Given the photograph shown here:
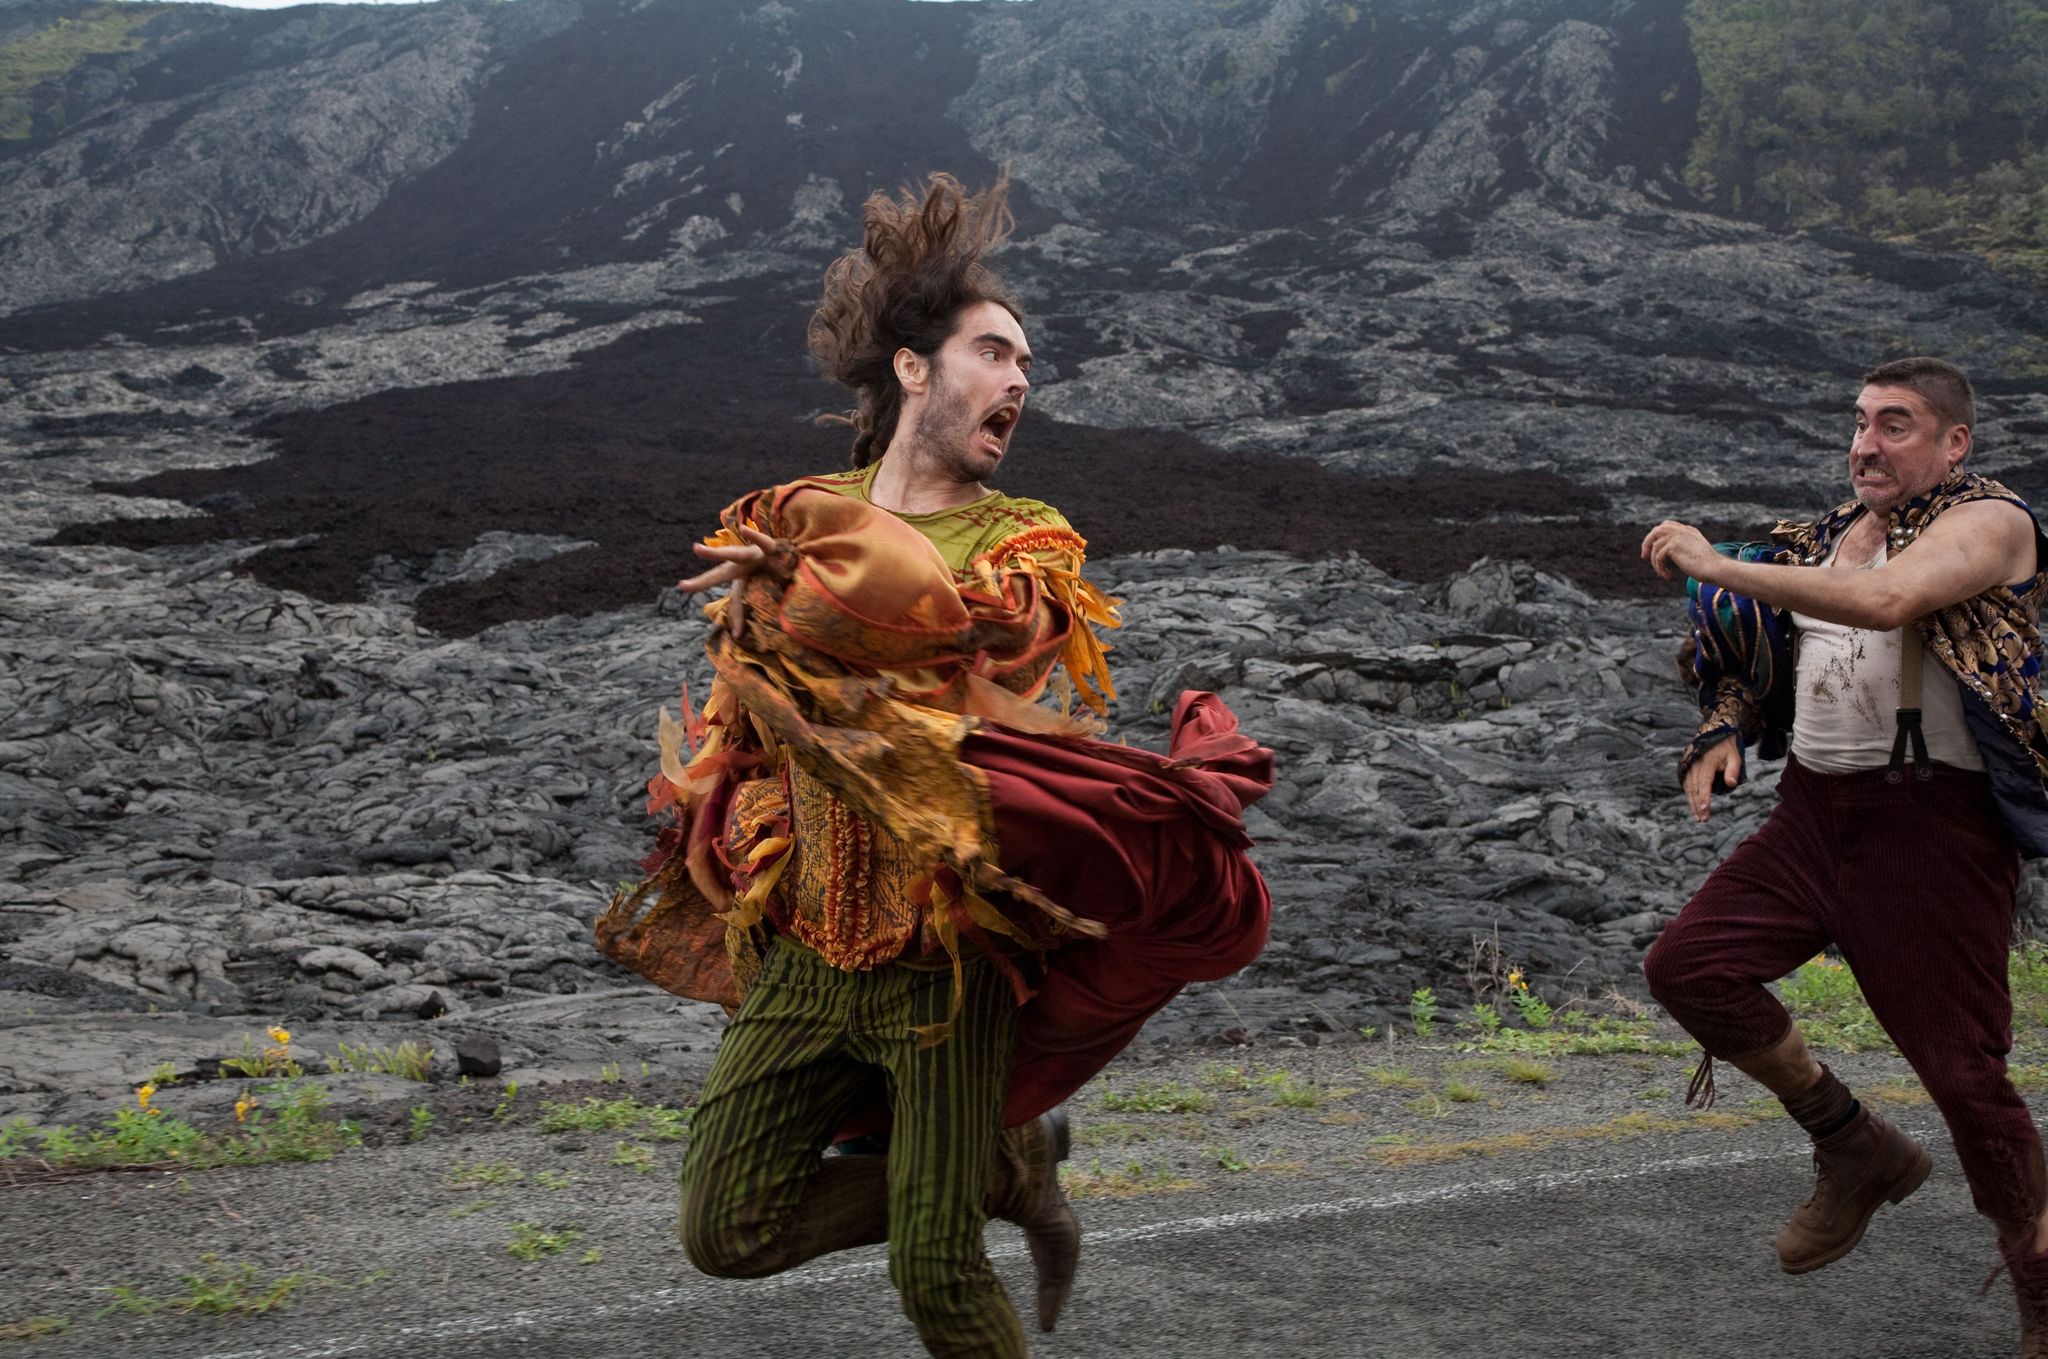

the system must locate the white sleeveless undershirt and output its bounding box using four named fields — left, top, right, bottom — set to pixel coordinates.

left=1790, top=540, right=1983, bottom=773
